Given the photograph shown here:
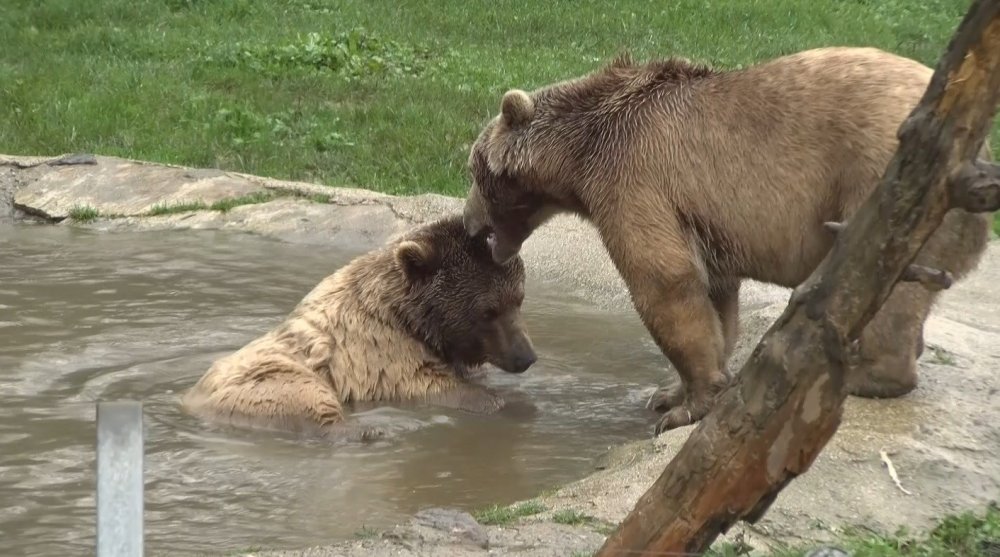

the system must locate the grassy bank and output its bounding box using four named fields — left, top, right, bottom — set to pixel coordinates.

left=0, top=0, right=987, bottom=199
left=463, top=499, right=1000, bottom=557
left=710, top=503, right=1000, bottom=557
